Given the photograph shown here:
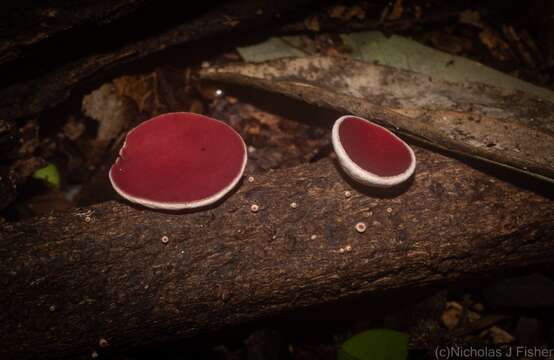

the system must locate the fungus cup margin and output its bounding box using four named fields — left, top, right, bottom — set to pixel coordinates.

left=332, top=115, right=416, bottom=187
left=109, top=112, right=248, bottom=210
